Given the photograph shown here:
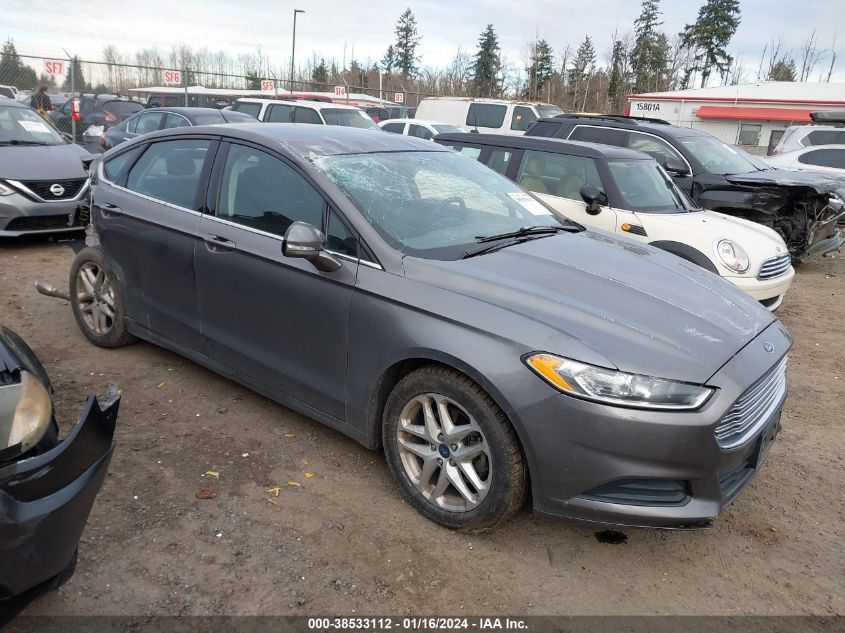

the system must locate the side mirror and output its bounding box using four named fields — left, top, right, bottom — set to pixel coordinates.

left=662, top=159, right=690, bottom=176
left=282, top=221, right=342, bottom=272
left=579, top=184, right=605, bottom=215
